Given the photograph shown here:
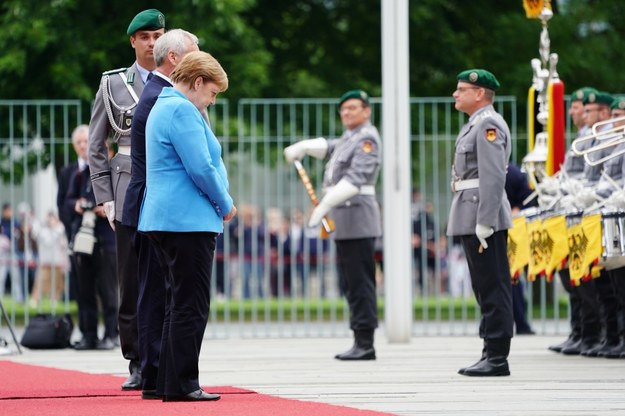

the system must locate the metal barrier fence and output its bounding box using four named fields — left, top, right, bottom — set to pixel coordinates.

left=0, top=97, right=570, bottom=339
